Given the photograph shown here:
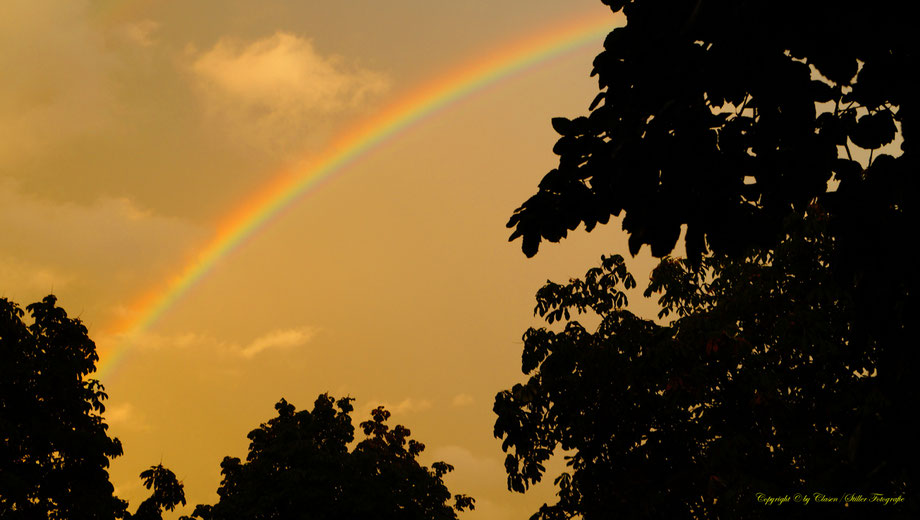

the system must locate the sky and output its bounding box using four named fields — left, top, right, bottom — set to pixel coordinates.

left=2, top=2, right=664, bottom=518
